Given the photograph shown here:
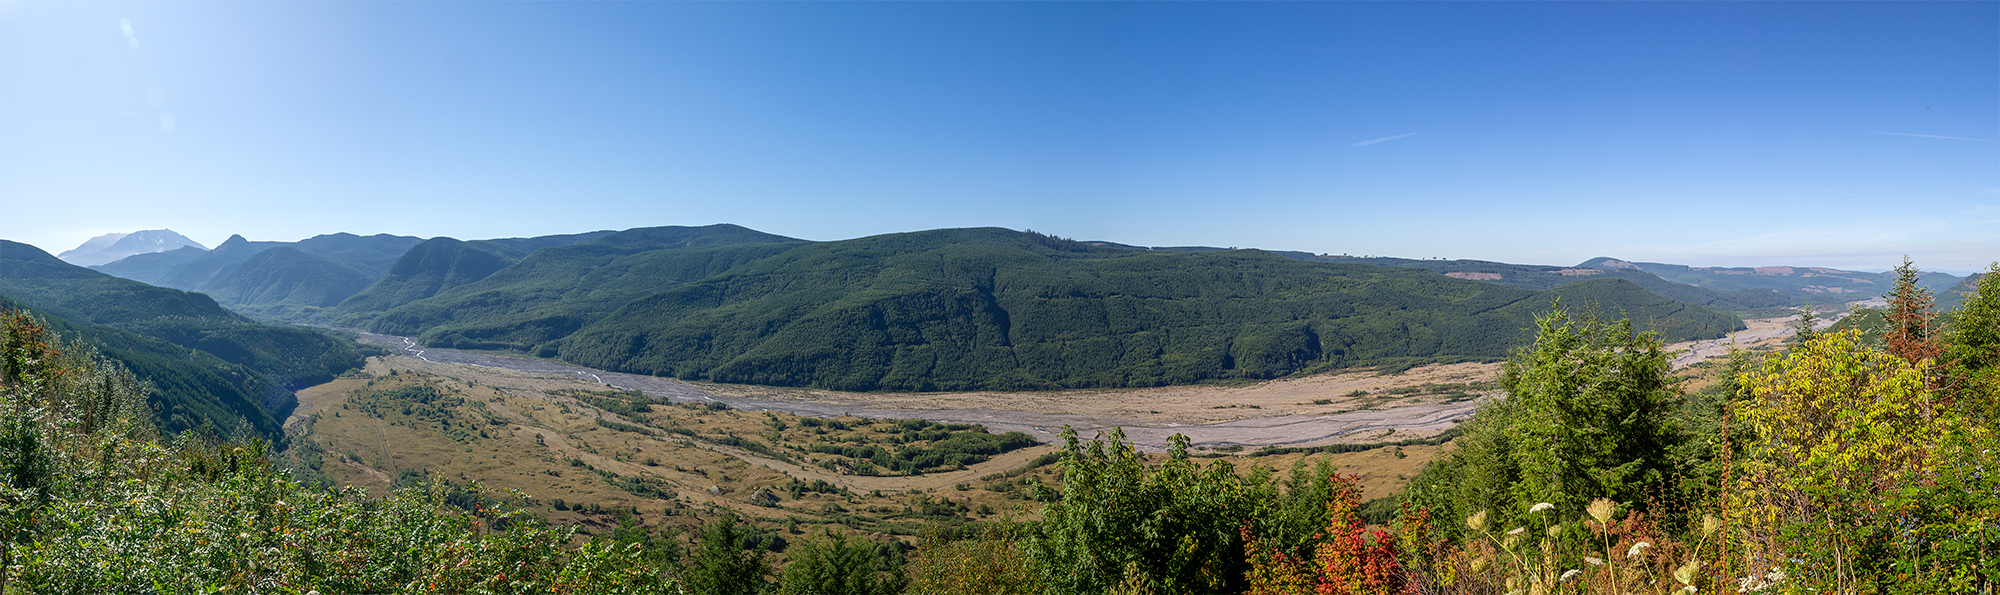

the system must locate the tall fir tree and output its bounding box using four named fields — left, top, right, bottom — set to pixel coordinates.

left=1883, top=256, right=1940, bottom=366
